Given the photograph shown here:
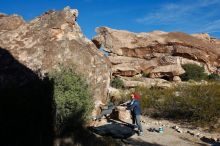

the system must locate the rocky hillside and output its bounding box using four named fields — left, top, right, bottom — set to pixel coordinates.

left=93, top=27, right=220, bottom=83
left=1, top=8, right=220, bottom=99
left=0, top=7, right=111, bottom=101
